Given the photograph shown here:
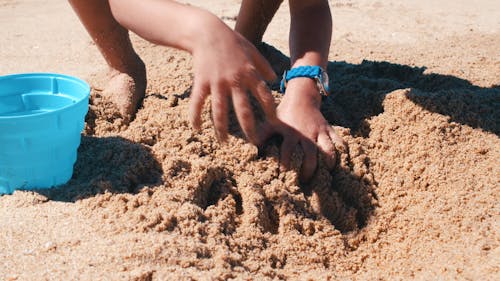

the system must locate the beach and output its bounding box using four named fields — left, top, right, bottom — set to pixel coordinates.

left=0, top=0, right=499, bottom=279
